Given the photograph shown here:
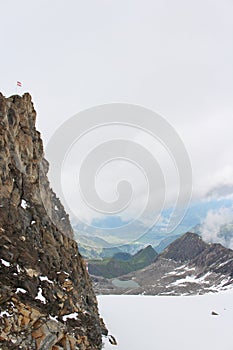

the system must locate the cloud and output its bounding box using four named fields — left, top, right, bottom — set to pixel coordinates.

left=200, top=207, right=233, bottom=249
left=206, top=183, right=233, bottom=199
